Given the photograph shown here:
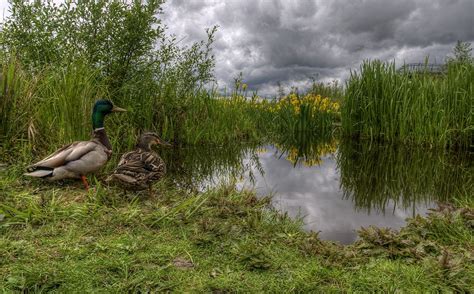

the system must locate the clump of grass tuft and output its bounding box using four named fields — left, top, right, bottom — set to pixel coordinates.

left=352, top=203, right=474, bottom=292
left=271, top=92, right=340, bottom=140
left=342, top=60, right=473, bottom=148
